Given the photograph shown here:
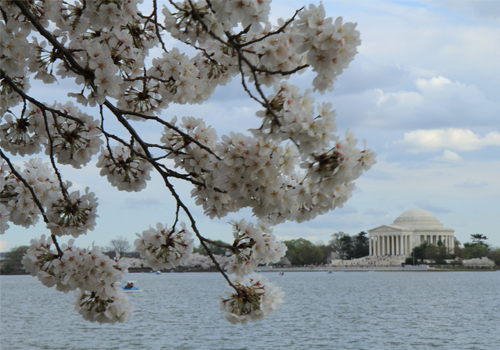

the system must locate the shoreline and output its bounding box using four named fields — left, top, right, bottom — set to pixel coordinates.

left=124, top=266, right=499, bottom=274
left=1, top=266, right=497, bottom=276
